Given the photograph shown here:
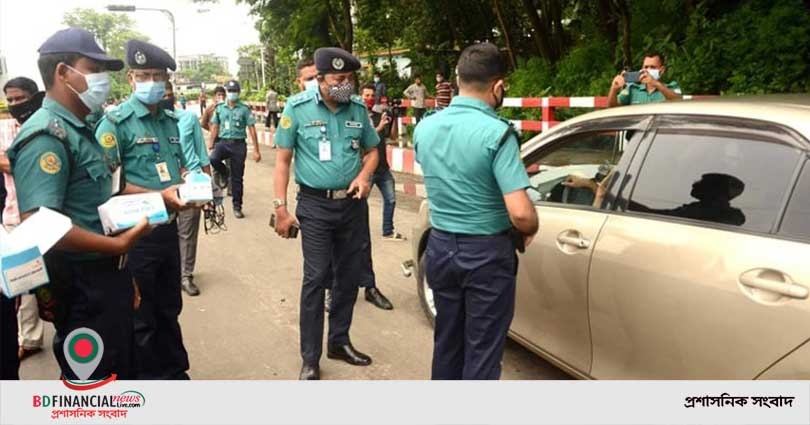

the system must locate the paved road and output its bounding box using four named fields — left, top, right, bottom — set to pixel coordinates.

left=20, top=149, right=570, bottom=380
